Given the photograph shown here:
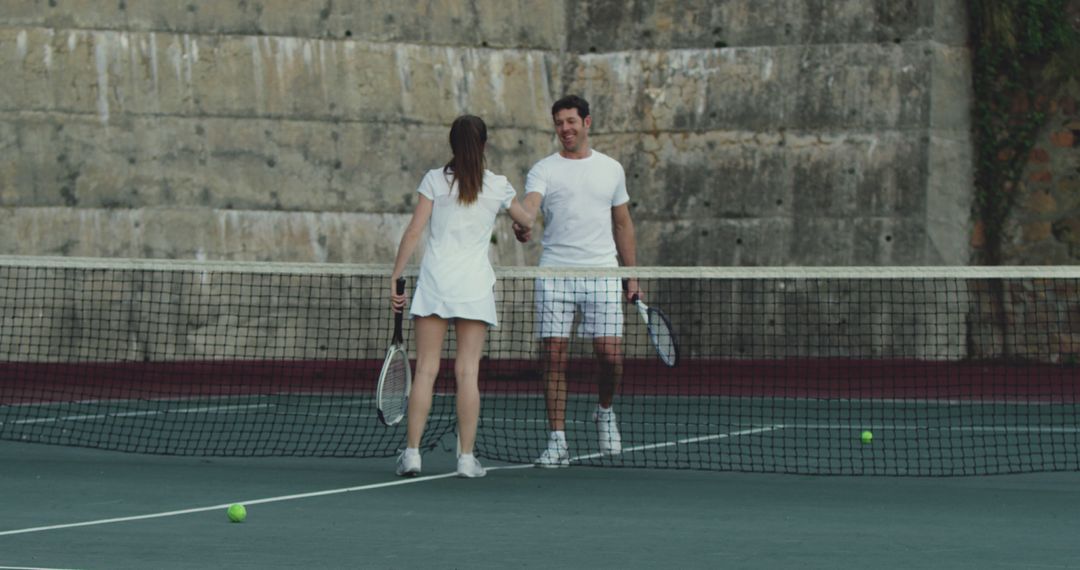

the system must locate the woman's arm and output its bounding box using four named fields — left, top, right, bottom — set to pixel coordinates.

left=390, top=195, right=434, bottom=311
left=507, top=195, right=537, bottom=230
